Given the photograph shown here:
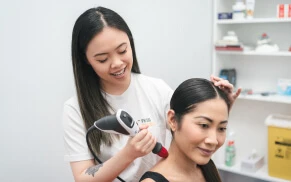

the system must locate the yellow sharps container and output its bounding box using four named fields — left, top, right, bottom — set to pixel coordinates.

left=265, top=114, right=291, bottom=181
